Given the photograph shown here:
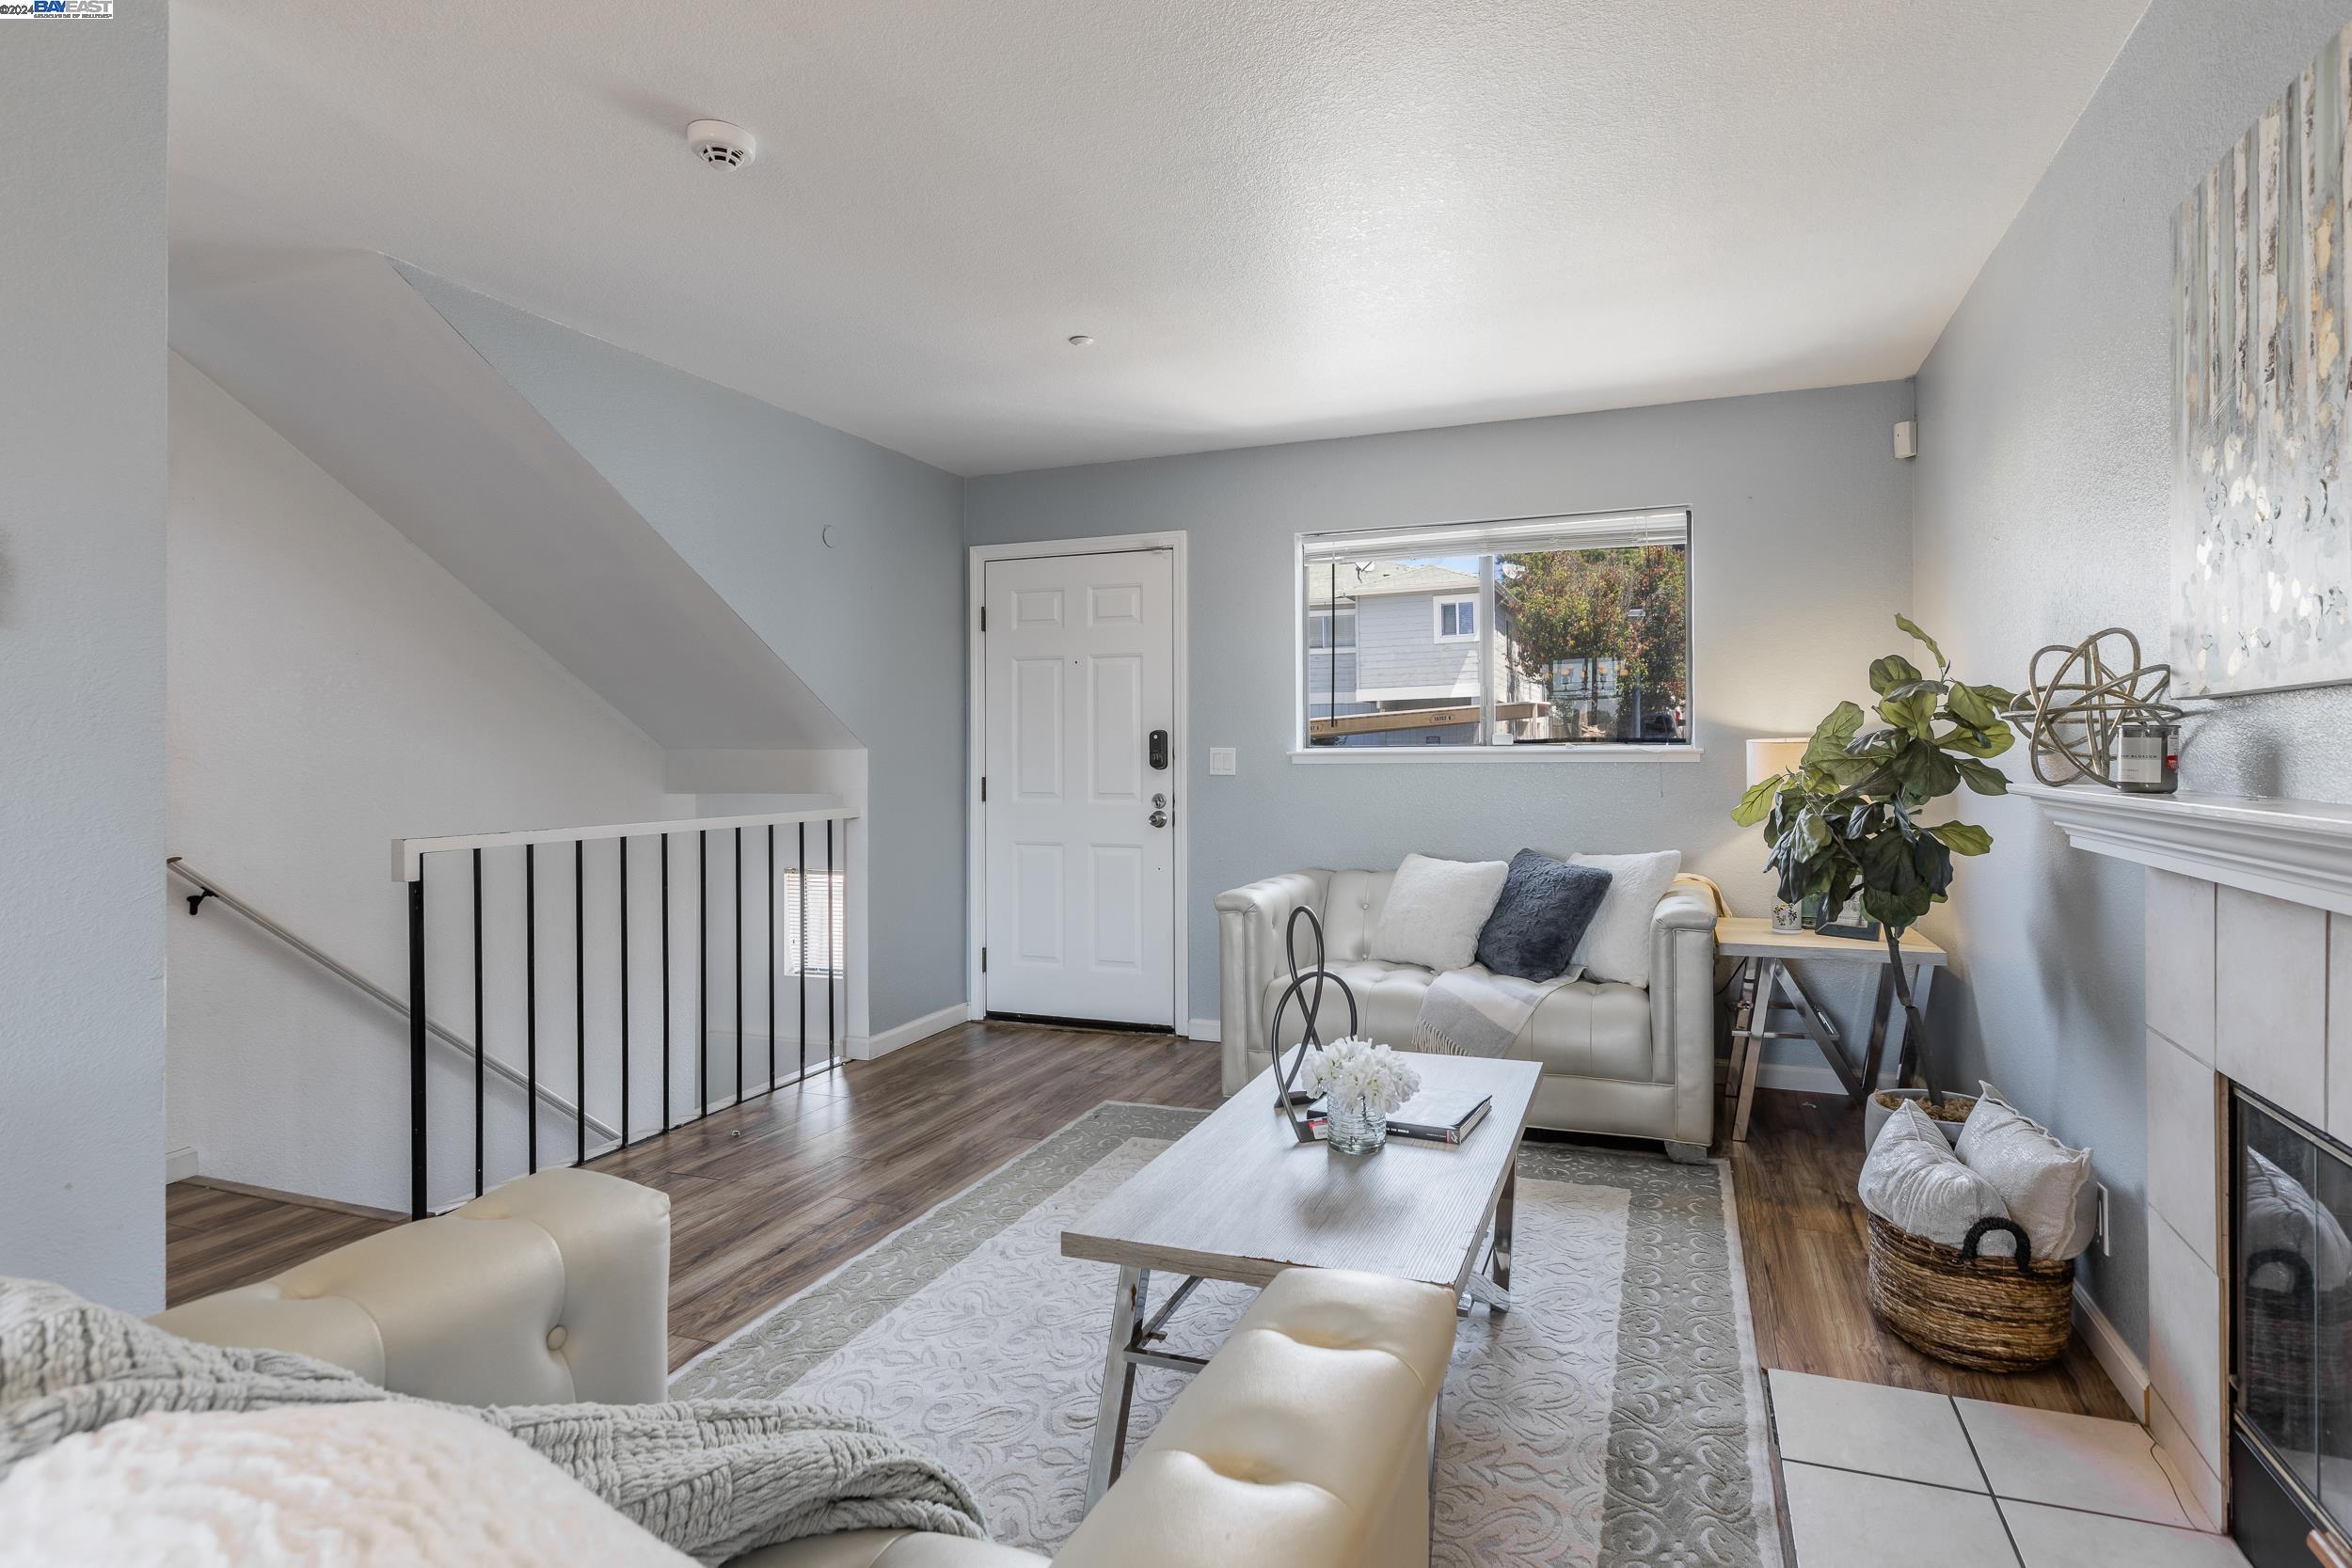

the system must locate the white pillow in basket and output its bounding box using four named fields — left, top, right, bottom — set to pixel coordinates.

left=1566, top=850, right=1682, bottom=987
left=1955, top=1085, right=2097, bottom=1262
left=1858, top=1100, right=2017, bottom=1256
left=1370, top=853, right=1510, bottom=972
